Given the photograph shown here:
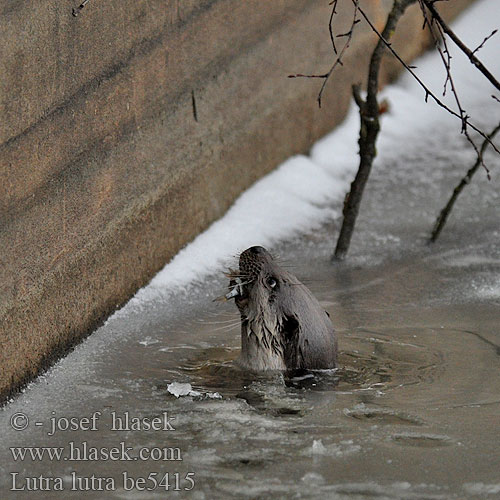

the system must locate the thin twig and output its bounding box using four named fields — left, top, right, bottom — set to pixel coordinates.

left=417, top=0, right=487, bottom=174
left=472, top=29, right=498, bottom=55
left=429, top=122, right=500, bottom=242
left=329, top=0, right=339, bottom=55
left=355, top=3, right=500, bottom=156
left=421, top=0, right=500, bottom=92
left=289, top=1, right=360, bottom=107
left=72, top=0, right=91, bottom=17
